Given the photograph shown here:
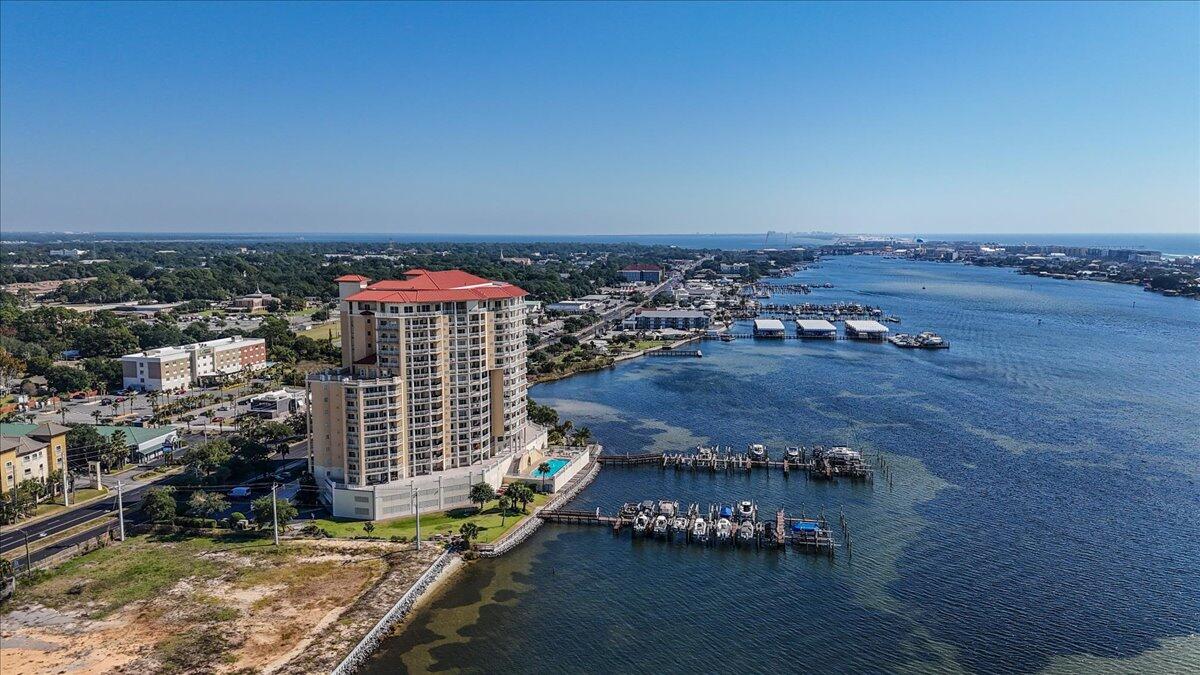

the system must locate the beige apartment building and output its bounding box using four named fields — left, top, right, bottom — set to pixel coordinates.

left=121, top=336, right=267, bottom=391
left=308, top=270, right=539, bottom=519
